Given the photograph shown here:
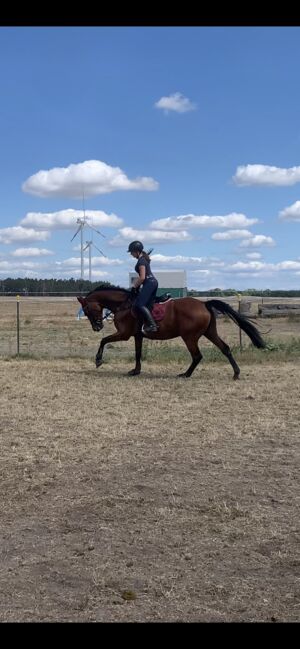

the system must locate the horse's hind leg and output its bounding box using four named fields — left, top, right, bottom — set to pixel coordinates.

left=204, top=317, right=240, bottom=380
left=178, top=336, right=203, bottom=378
